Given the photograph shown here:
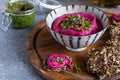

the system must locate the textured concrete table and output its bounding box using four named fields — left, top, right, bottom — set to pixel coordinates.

left=0, top=0, right=120, bottom=80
